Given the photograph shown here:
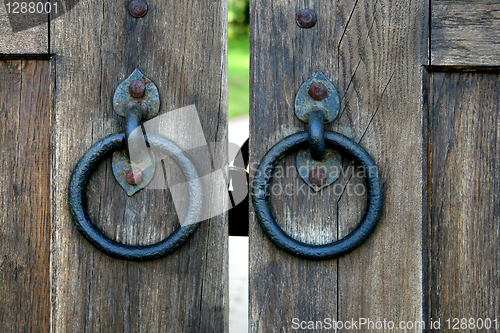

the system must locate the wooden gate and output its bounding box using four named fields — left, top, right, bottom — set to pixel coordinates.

left=1, top=0, right=500, bottom=332
left=0, top=0, right=228, bottom=332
